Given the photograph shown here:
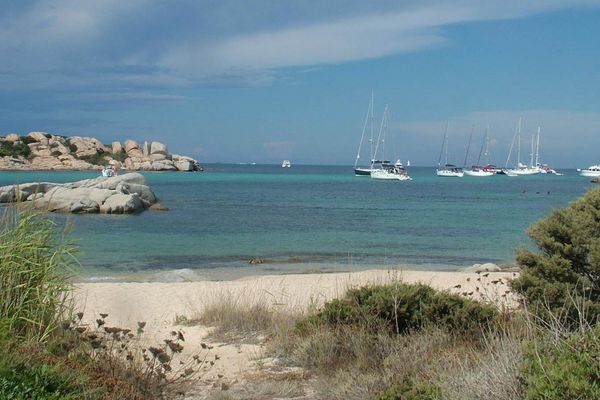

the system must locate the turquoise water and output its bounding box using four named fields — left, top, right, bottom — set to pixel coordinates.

left=0, top=165, right=594, bottom=280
